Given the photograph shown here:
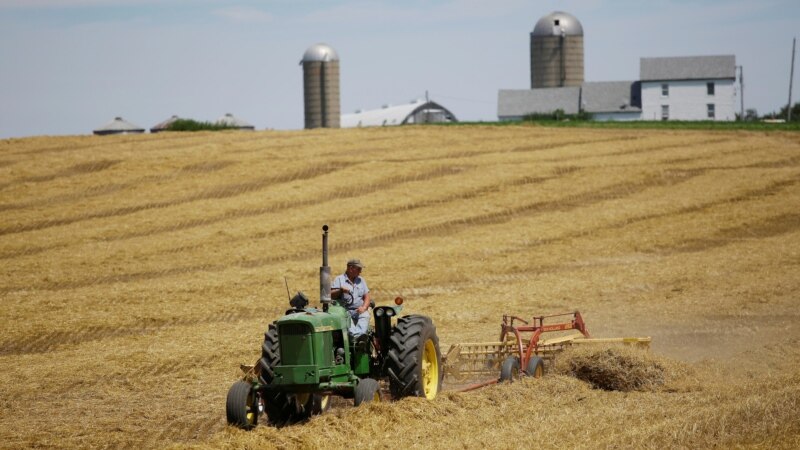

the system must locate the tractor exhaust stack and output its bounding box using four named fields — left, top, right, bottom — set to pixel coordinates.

left=320, top=224, right=332, bottom=309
